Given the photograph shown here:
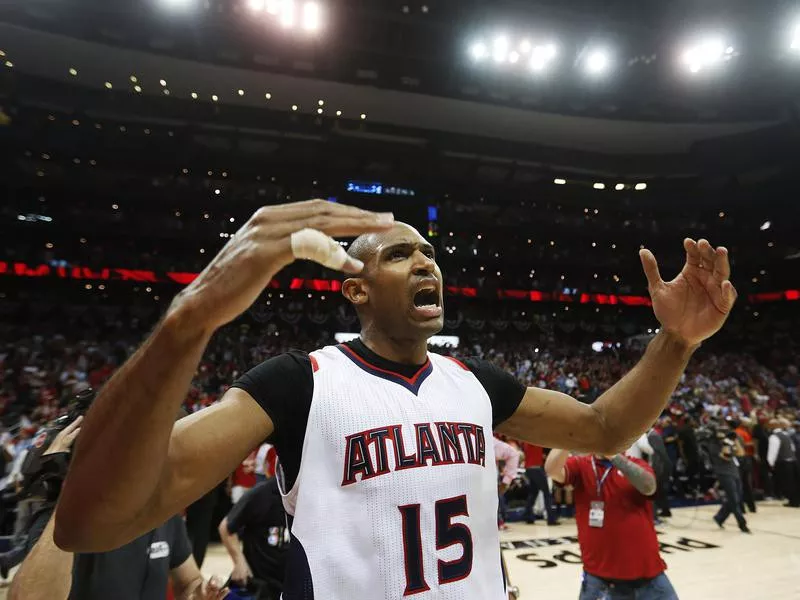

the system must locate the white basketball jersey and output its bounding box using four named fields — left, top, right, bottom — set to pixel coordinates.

left=277, top=344, right=506, bottom=599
